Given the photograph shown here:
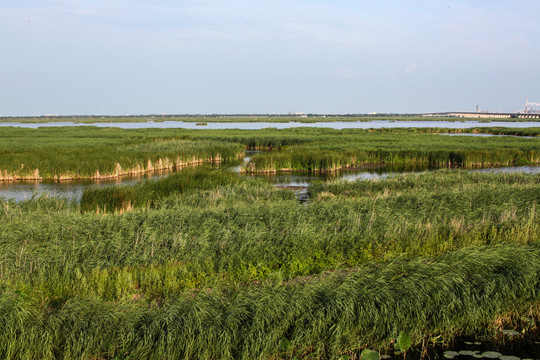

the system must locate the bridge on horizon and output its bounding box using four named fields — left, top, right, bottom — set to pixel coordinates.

left=424, top=112, right=540, bottom=119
